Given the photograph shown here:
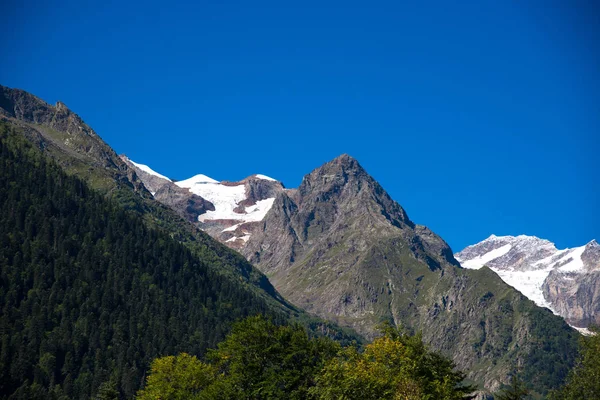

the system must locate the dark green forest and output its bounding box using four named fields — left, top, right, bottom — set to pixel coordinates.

left=0, top=123, right=294, bottom=399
